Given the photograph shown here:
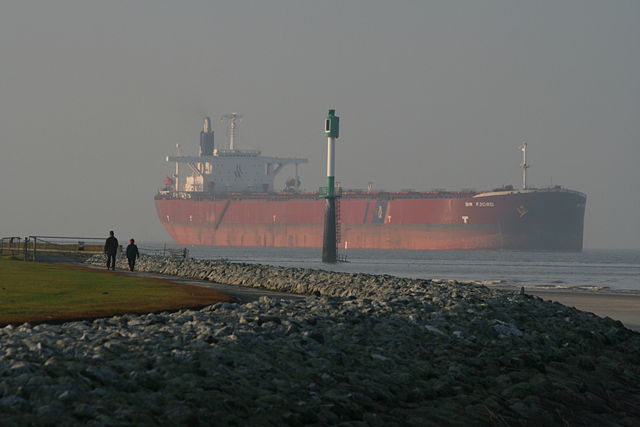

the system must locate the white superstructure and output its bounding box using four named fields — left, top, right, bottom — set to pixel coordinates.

left=165, top=116, right=307, bottom=194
